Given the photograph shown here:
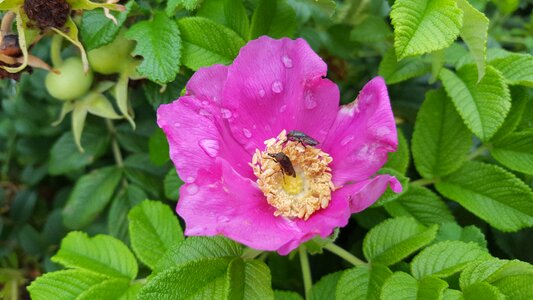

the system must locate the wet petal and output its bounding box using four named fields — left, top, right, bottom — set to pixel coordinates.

left=322, top=77, right=398, bottom=186
left=335, top=174, right=402, bottom=213
left=221, top=36, right=339, bottom=152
